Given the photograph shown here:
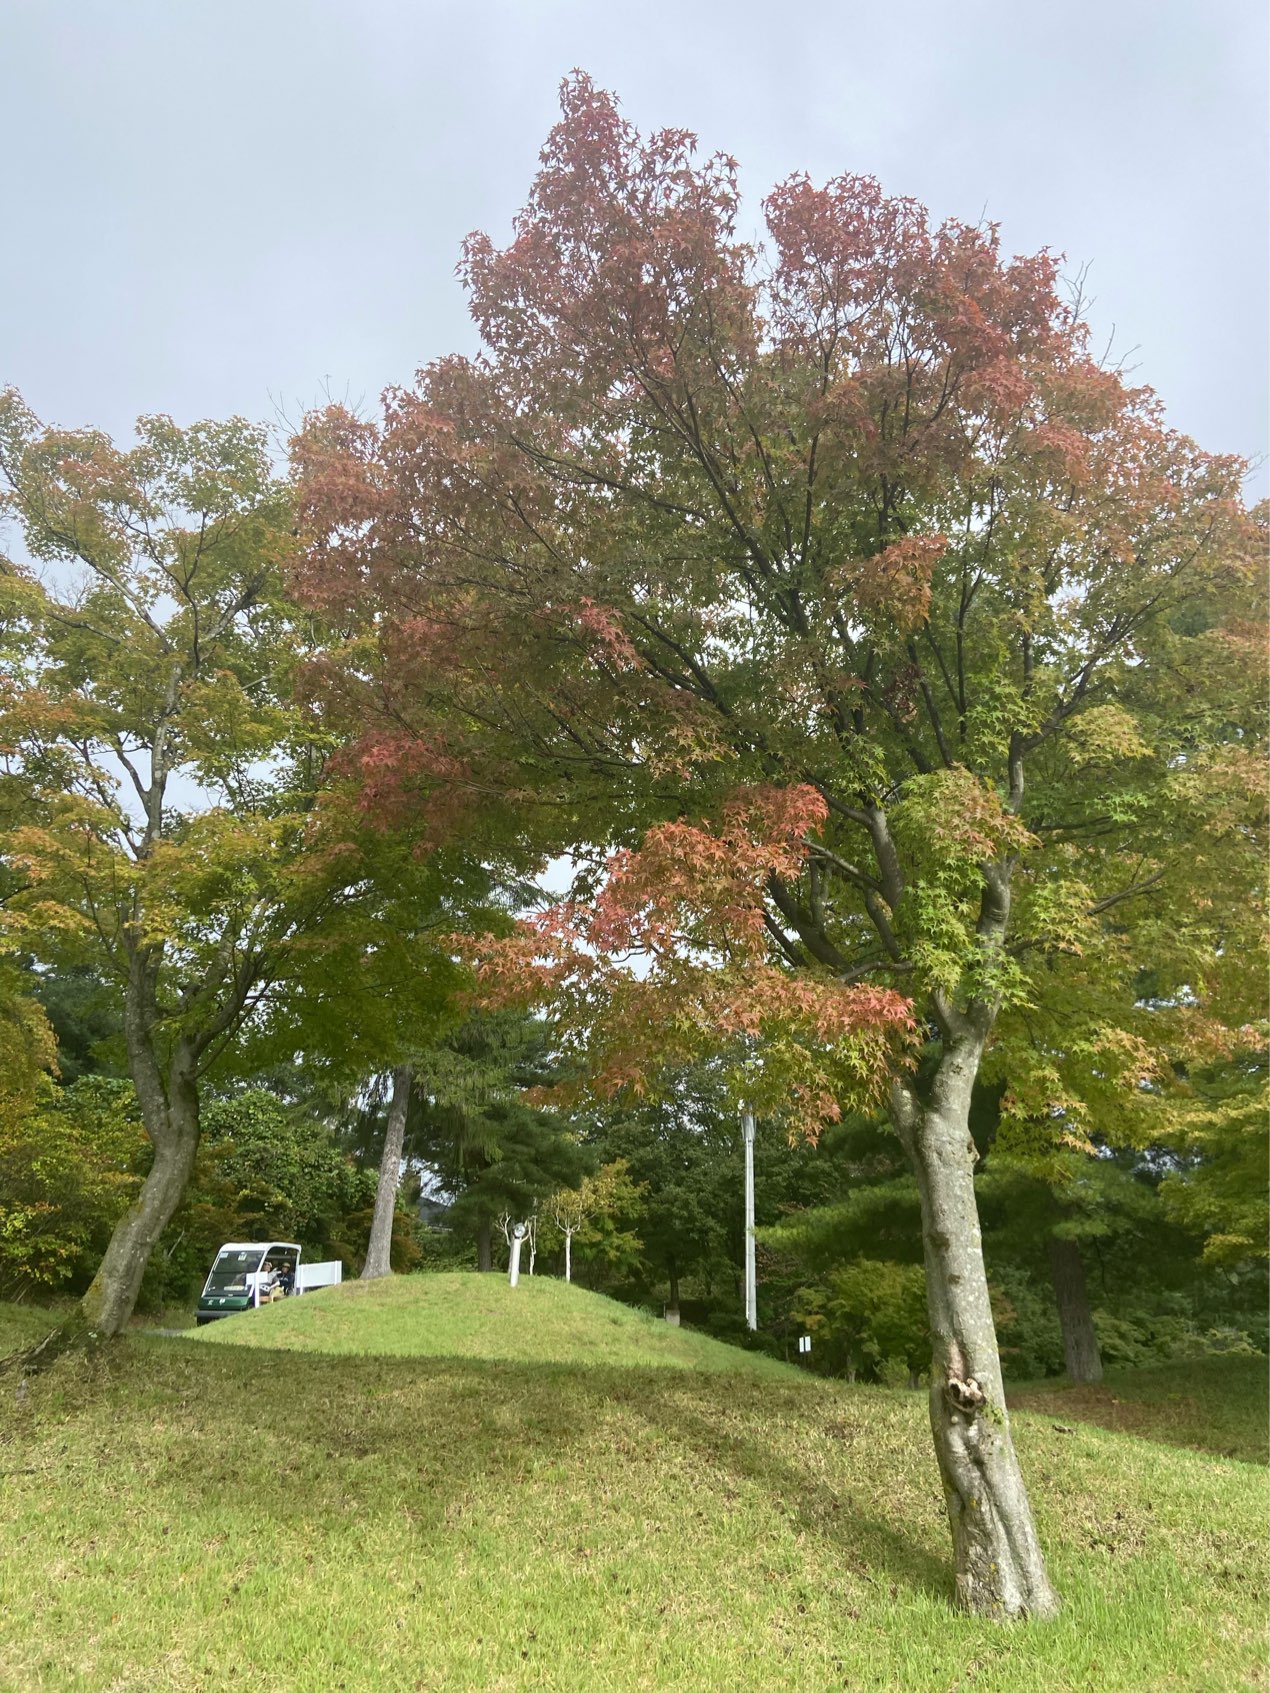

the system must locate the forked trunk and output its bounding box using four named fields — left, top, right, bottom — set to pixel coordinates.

left=476, top=1218, right=492, bottom=1273
left=1048, top=1235, right=1103, bottom=1385
left=361, top=1065, right=412, bottom=1280
left=892, top=1039, right=1060, bottom=1620
left=80, top=1061, right=200, bottom=1337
